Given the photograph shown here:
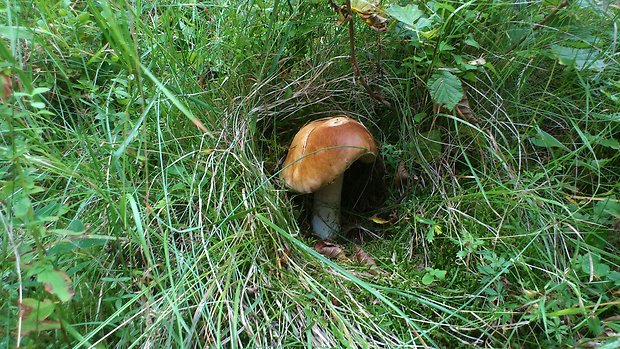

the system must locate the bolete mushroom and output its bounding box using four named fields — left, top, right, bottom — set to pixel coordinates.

left=281, top=116, right=378, bottom=239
